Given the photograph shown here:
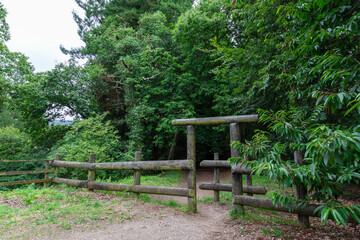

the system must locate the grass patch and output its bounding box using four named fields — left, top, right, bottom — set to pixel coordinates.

left=231, top=206, right=298, bottom=226
left=0, top=185, right=131, bottom=239
left=0, top=171, right=187, bottom=239
left=96, top=171, right=183, bottom=187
